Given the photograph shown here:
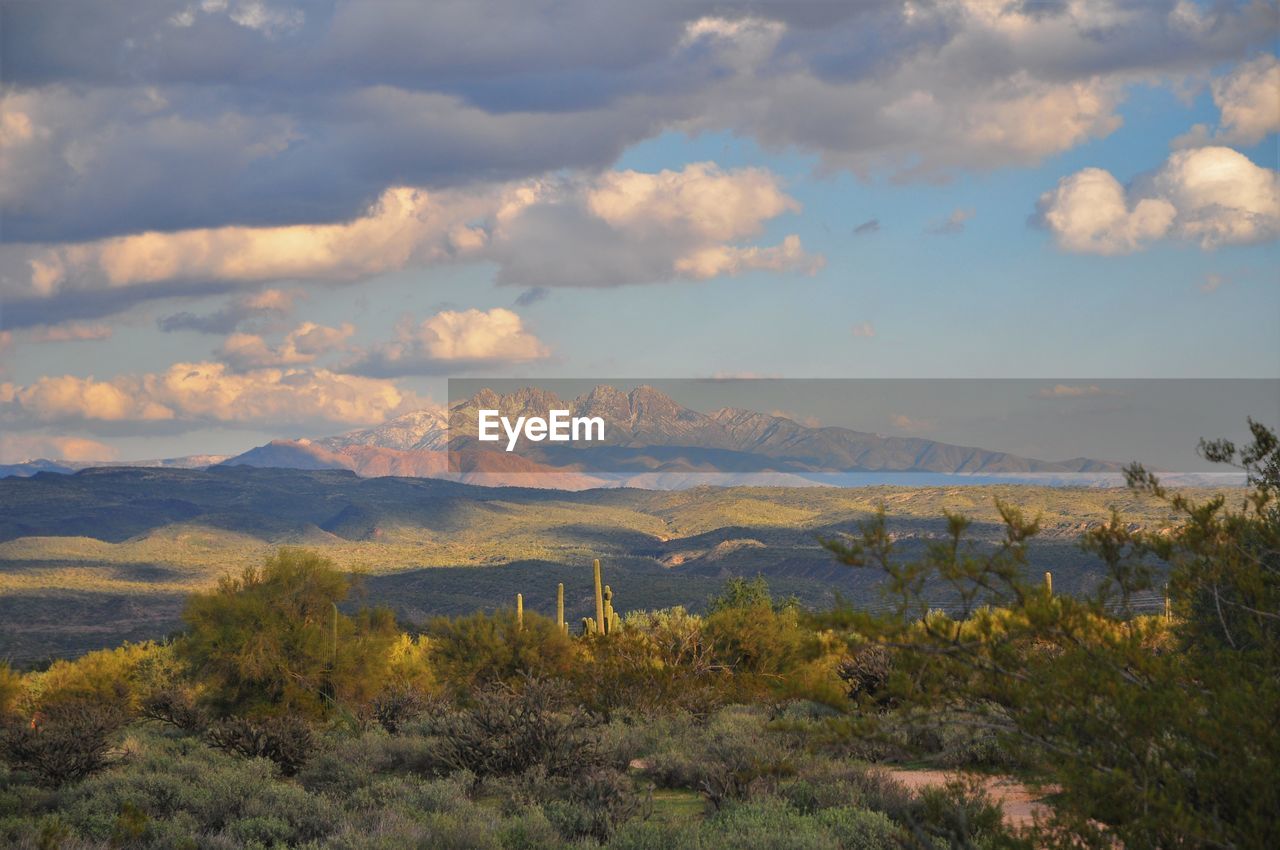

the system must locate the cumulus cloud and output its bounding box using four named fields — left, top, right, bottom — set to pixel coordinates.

left=158, top=288, right=301, bottom=334
left=0, top=433, right=118, bottom=463
left=488, top=164, right=819, bottom=286
left=218, top=321, right=355, bottom=370
left=1037, top=146, right=1279, bottom=253
left=1, top=1, right=1273, bottom=241
left=1176, top=54, right=1280, bottom=148
left=0, top=362, right=425, bottom=430
left=3, top=164, right=816, bottom=324
left=346, top=308, right=550, bottom=376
